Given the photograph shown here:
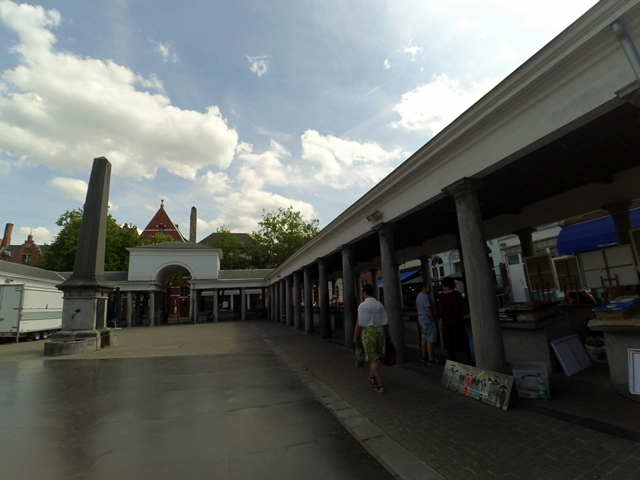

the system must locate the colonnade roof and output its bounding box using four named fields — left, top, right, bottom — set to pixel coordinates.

left=266, top=0, right=640, bottom=281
